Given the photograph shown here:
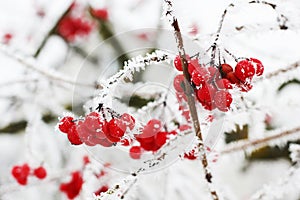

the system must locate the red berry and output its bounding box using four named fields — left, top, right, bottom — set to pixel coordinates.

left=226, top=72, right=240, bottom=84
left=155, top=132, right=168, bottom=147
left=196, top=84, right=216, bottom=103
left=188, top=58, right=200, bottom=75
left=220, top=64, right=233, bottom=74
left=250, top=58, right=264, bottom=76
left=91, top=8, right=109, bottom=21
left=129, top=146, right=142, bottom=159
left=120, top=113, right=135, bottom=130
left=234, top=60, right=255, bottom=82
left=105, top=119, right=126, bottom=143
left=67, top=126, right=83, bottom=145
left=174, top=55, right=190, bottom=71
left=33, top=166, right=47, bottom=179
left=214, top=90, right=232, bottom=112
left=173, top=74, right=185, bottom=93
left=215, top=78, right=233, bottom=89
left=239, top=82, right=253, bottom=92
left=60, top=171, right=83, bottom=199
left=11, top=164, right=30, bottom=185
left=94, top=185, right=109, bottom=196
left=57, top=16, right=92, bottom=42
left=191, top=70, right=206, bottom=86
left=58, top=116, right=74, bottom=133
